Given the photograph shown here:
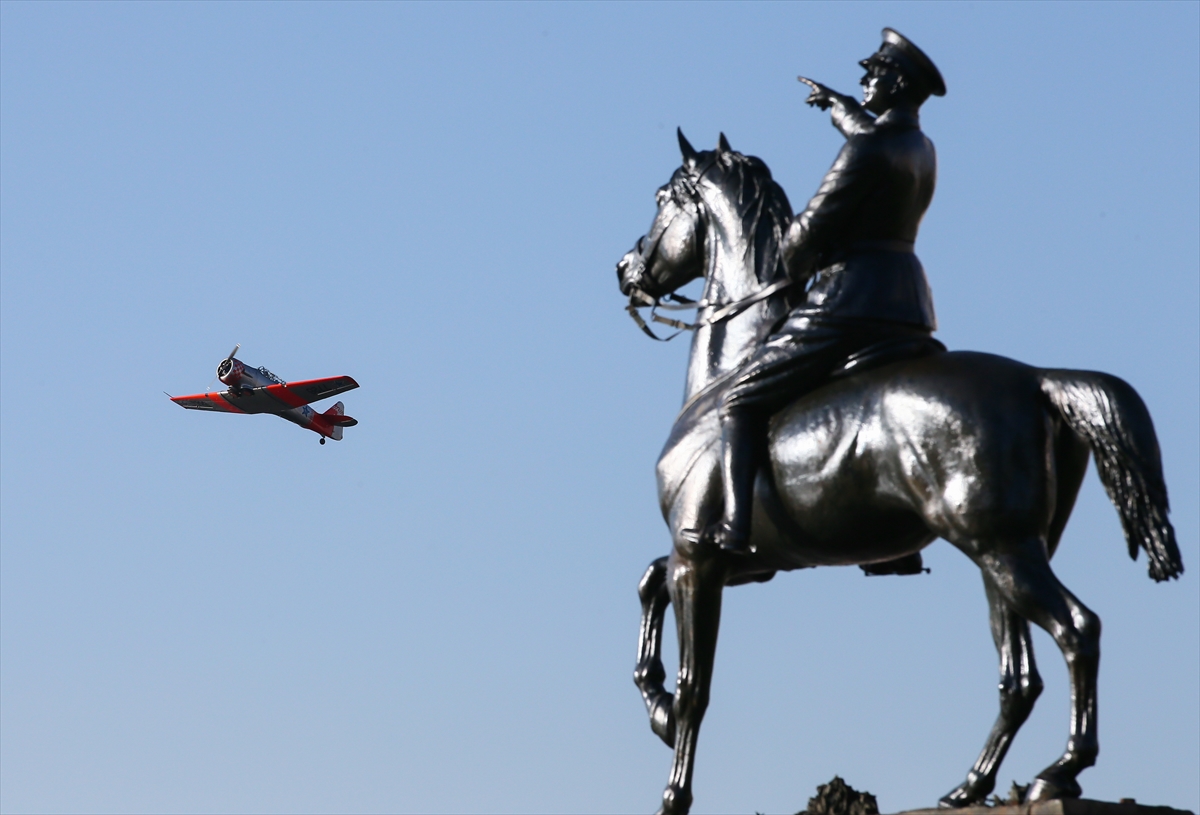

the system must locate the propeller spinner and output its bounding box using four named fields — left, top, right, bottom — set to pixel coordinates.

left=216, top=344, right=241, bottom=384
